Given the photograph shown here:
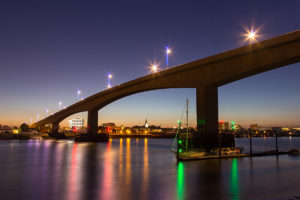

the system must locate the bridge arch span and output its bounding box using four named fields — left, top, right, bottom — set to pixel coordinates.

left=32, top=30, right=300, bottom=137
